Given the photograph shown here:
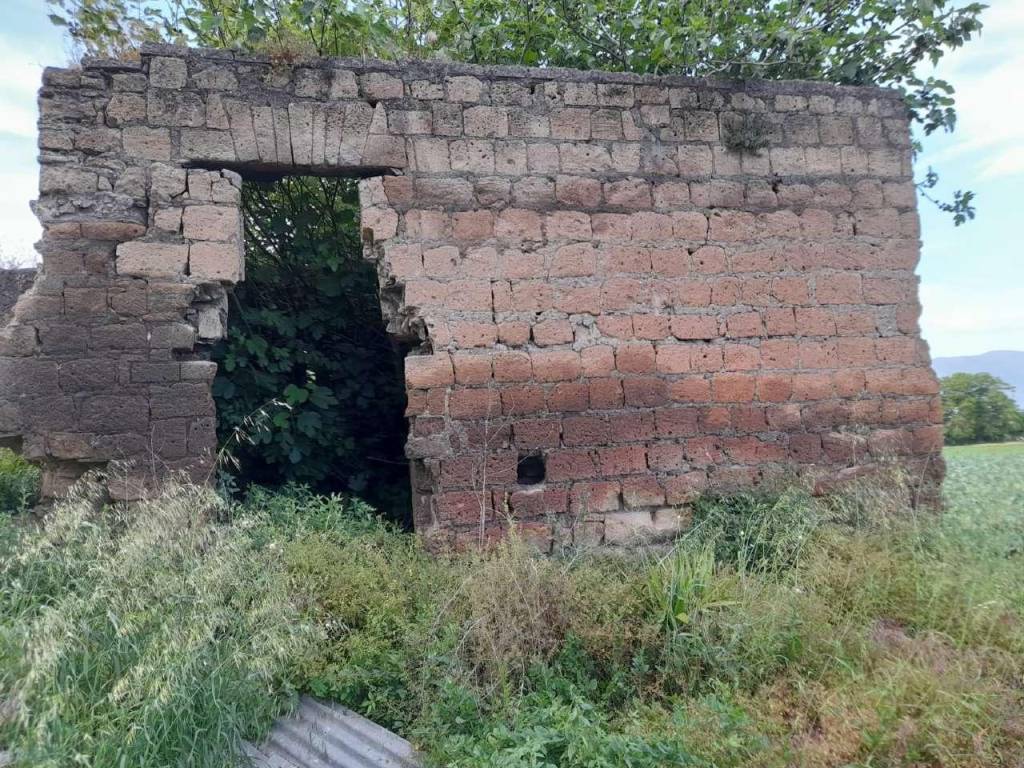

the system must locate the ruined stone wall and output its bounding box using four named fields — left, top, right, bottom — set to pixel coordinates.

left=0, top=44, right=943, bottom=544
left=0, top=269, right=37, bottom=317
